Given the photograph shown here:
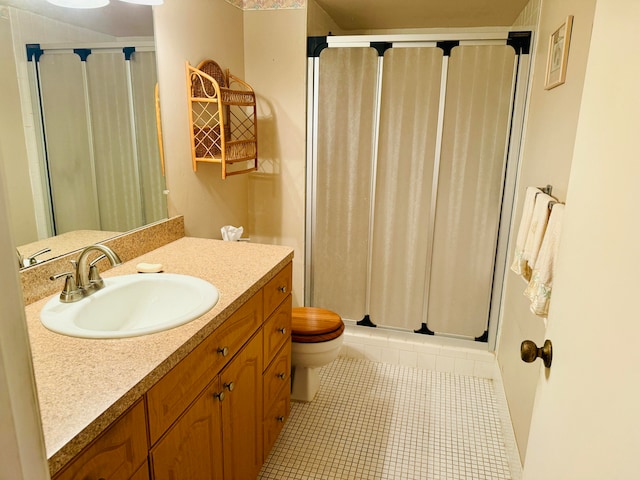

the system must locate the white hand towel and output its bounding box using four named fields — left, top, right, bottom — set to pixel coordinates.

left=524, top=203, right=564, bottom=317
left=520, top=192, right=554, bottom=282
left=510, top=187, right=541, bottom=280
